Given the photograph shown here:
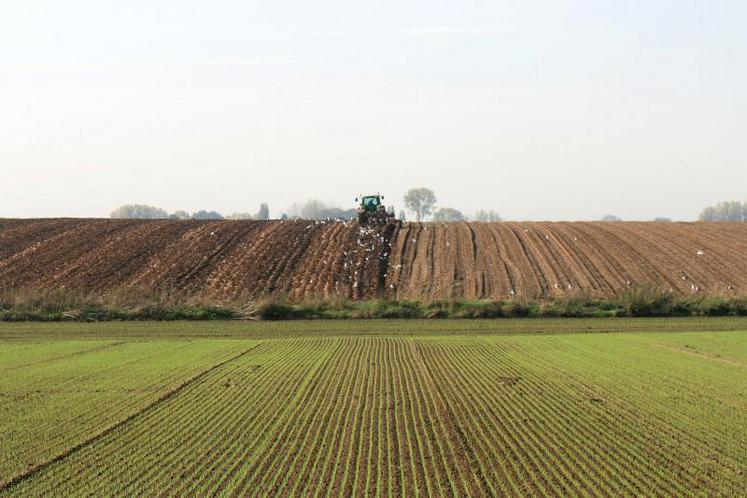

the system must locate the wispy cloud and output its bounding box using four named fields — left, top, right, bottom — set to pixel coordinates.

left=1, top=58, right=293, bottom=75
left=376, top=26, right=518, bottom=38
left=195, top=25, right=519, bottom=42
